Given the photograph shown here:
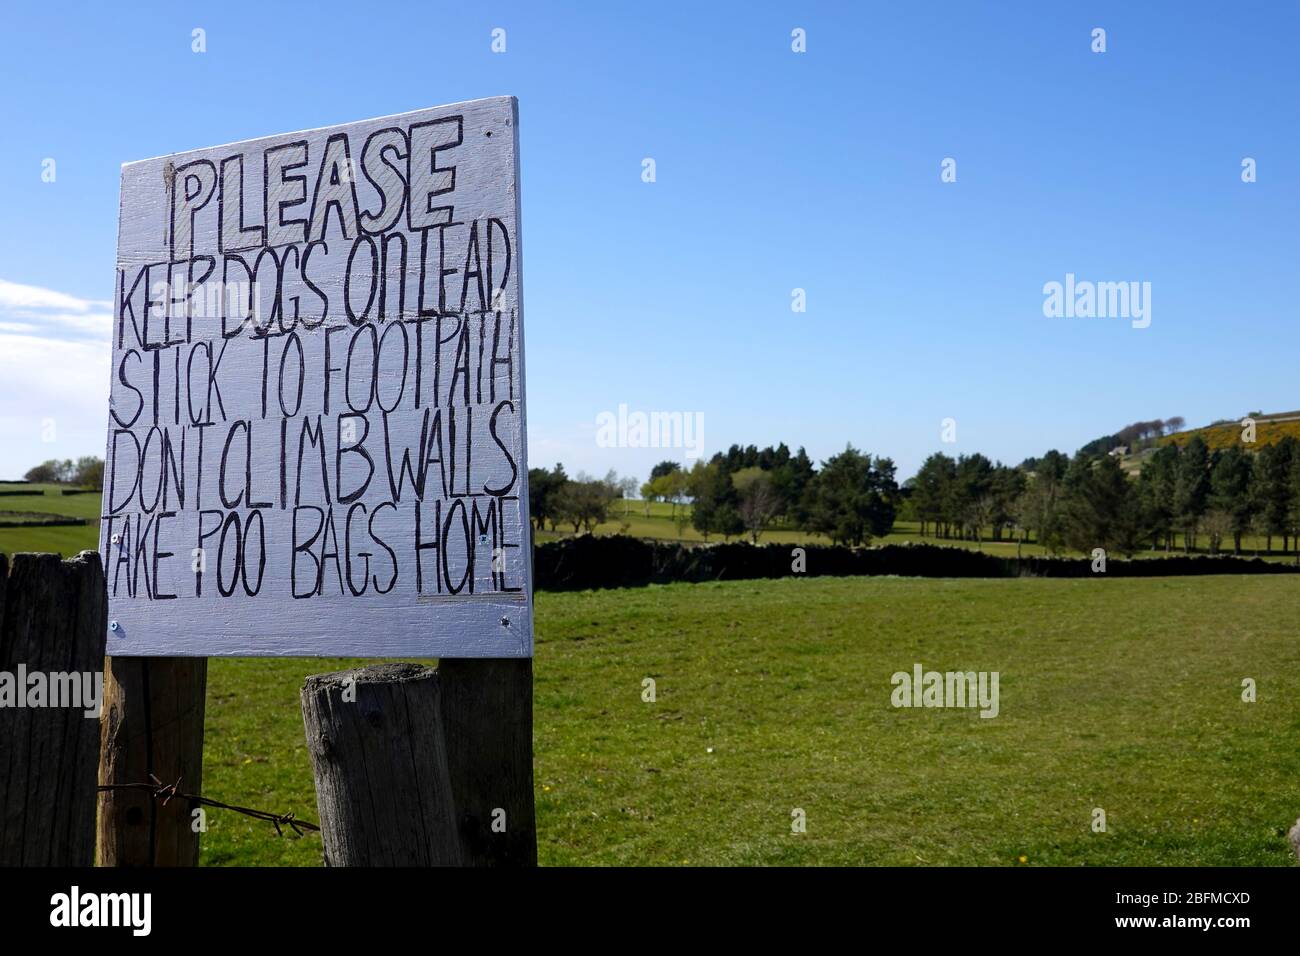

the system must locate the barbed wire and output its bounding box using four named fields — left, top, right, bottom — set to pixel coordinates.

left=99, top=774, right=320, bottom=837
